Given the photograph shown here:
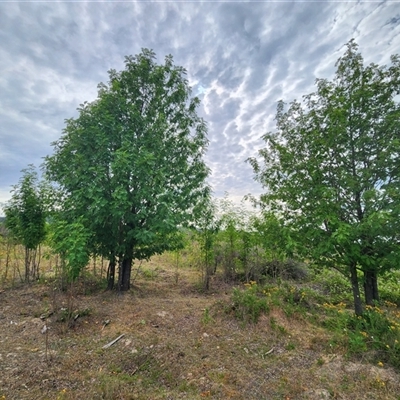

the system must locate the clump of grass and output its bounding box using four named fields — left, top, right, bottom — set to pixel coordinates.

left=141, top=267, right=159, bottom=280
left=201, top=307, right=214, bottom=325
